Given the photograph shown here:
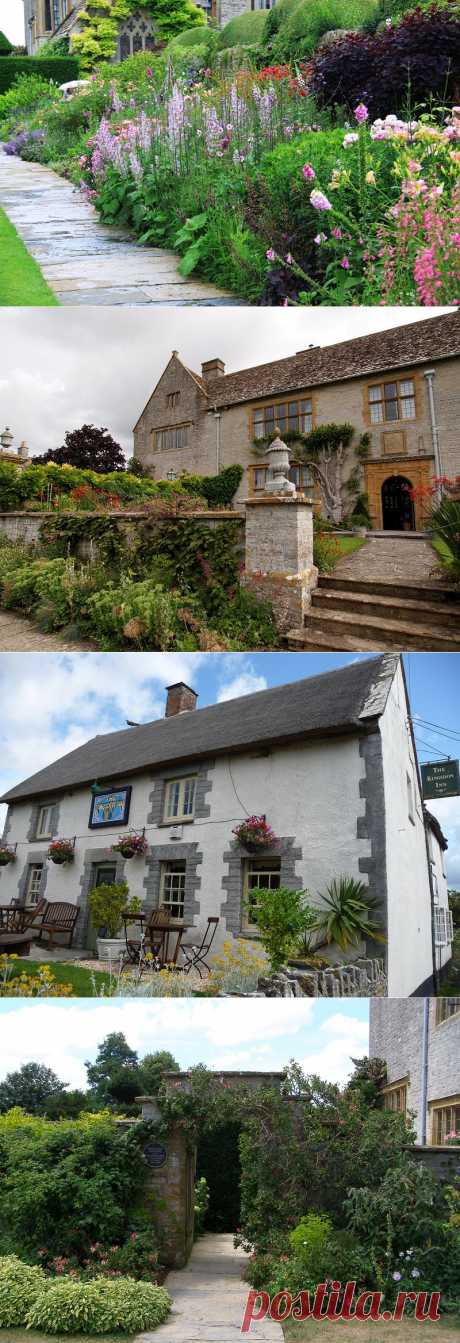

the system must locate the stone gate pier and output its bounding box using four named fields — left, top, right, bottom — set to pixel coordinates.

left=118, top=1095, right=196, bottom=1269
left=241, top=434, right=318, bottom=633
